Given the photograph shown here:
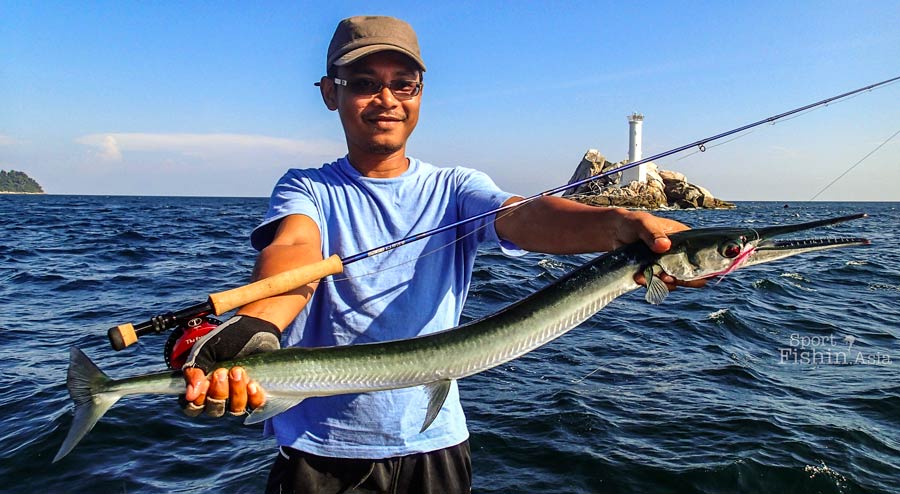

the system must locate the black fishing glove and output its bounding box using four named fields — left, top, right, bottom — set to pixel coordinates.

left=182, top=314, right=281, bottom=373
left=181, top=315, right=281, bottom=418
